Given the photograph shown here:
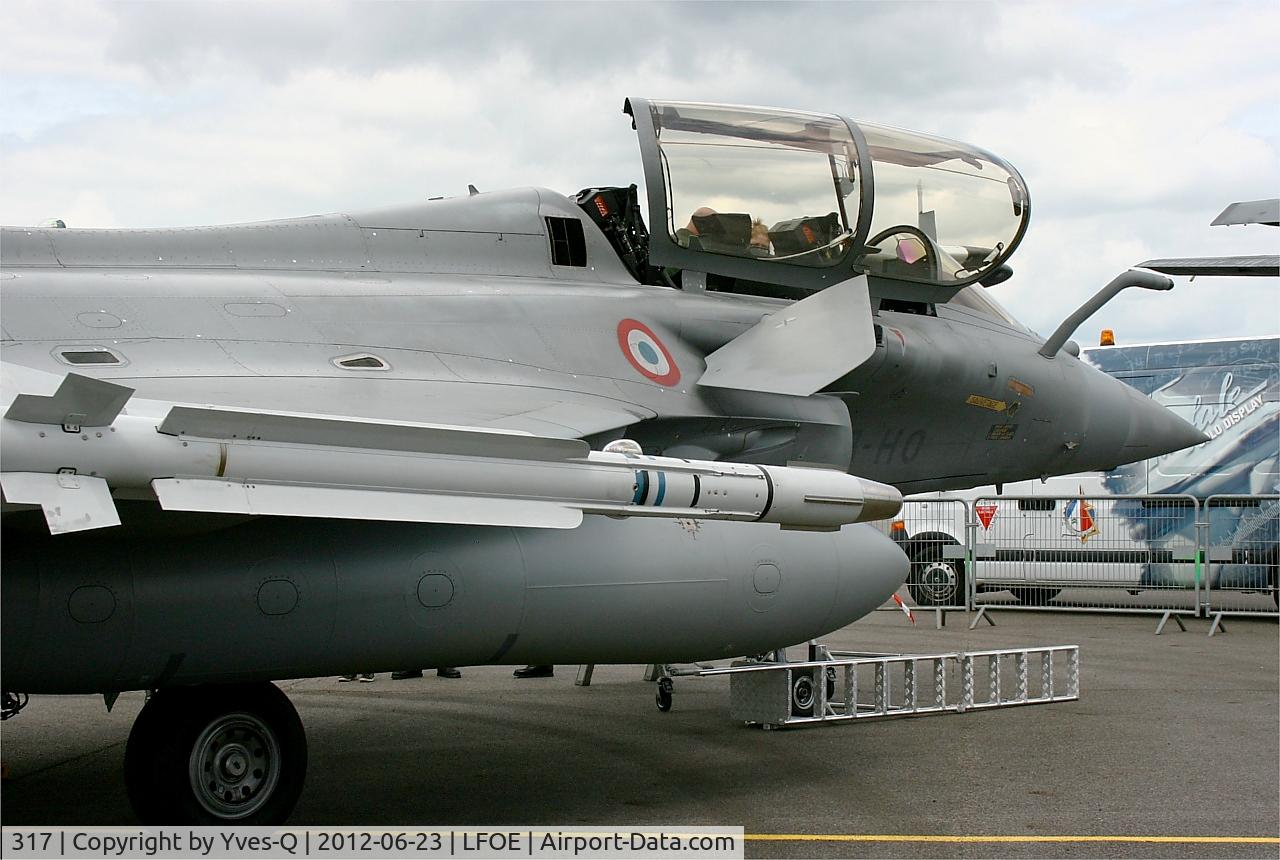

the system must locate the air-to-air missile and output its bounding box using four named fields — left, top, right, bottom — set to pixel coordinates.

left=3, top=370, right=901, bottom=534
